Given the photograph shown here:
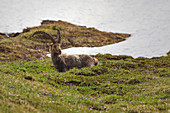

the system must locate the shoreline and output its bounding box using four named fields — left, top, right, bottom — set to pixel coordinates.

left=0, top=20, right=131, bottom=61
left=0, top=20, right=169, bottom=61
